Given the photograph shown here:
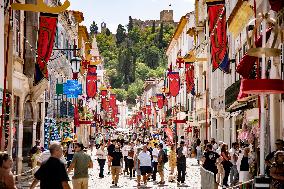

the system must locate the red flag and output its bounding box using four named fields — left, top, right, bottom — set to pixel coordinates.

left=86, top=66, right=97, bottom=98
left=156, top=94, right=164, bottom=109
left=208, top=3, right=229, bottom=72
left=101, top=90, right=108, bottom=111
left=35, top=13, right=58, bottom=83
left=109, top=94, right=116, bottom=109
left=142, top=107, right=146, bottom=115
left=74, top=105, right=79, bottom=127
left=168, top=72, right=180, bottom=97
left=185, top=62, right=194, bottom=93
